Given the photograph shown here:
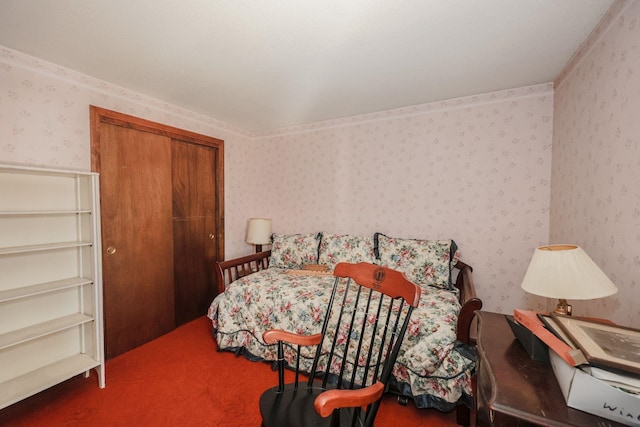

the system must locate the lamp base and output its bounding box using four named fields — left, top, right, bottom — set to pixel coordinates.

left=553, top=299, right=572, bottom=316
left=505, top=315, right=549, bottom=362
